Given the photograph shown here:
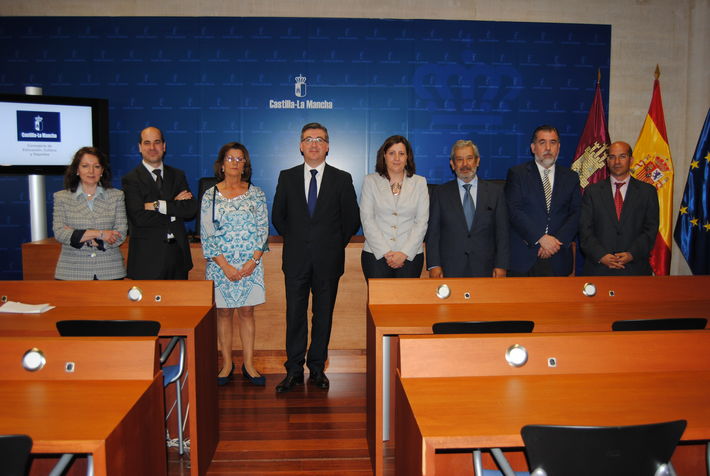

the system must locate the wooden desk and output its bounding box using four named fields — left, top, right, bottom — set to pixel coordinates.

left=22, top=237, right=370, bottom=374
left=0, top=336, right=167, bottom=476
left=366, top=275, right=710, bottom=475
left=0, top=280, right=217, bottom=476
left=395, top=331, right=710, bottom=475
